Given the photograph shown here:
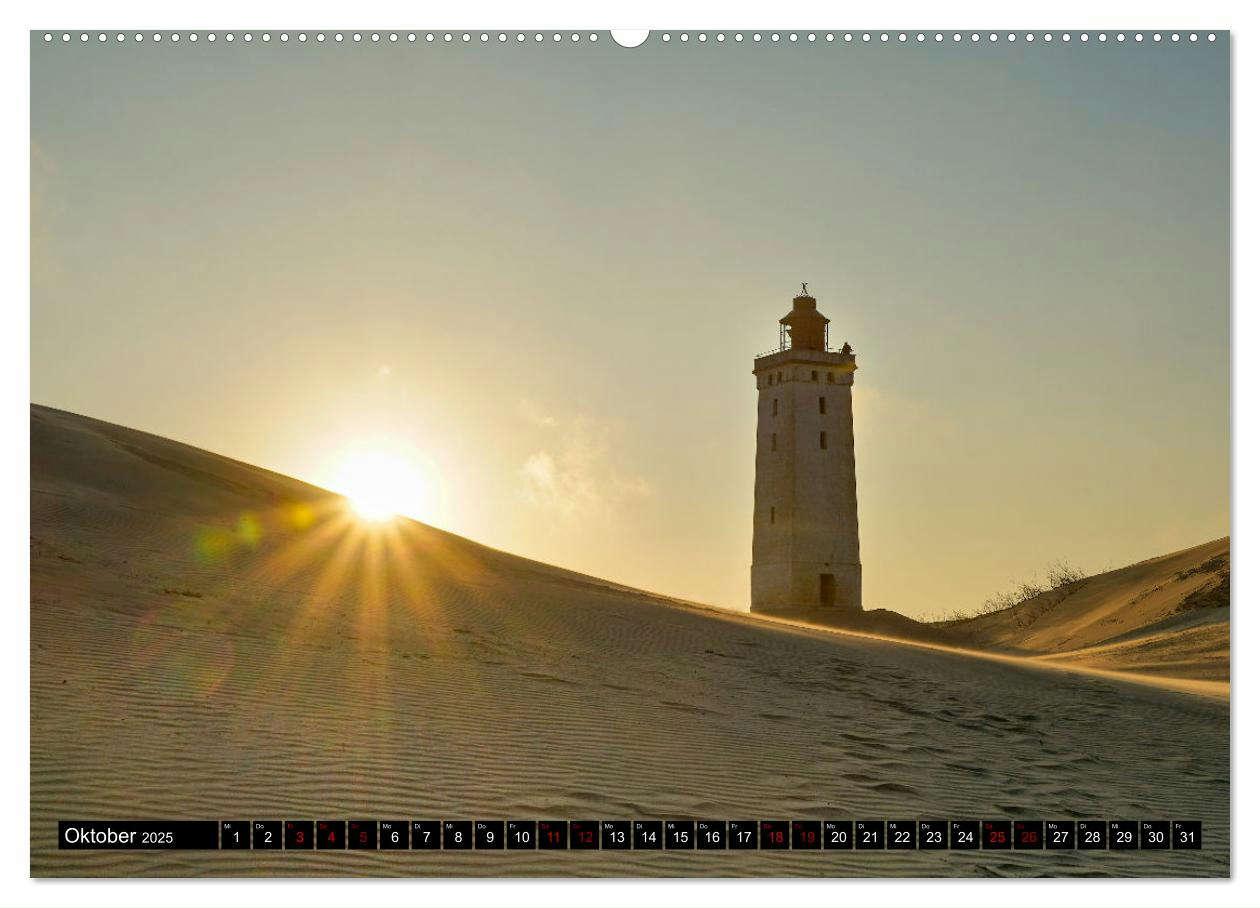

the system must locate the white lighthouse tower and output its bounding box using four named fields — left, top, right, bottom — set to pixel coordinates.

left=751, top=283, right=861, bottom=618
